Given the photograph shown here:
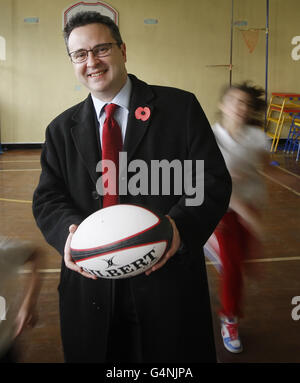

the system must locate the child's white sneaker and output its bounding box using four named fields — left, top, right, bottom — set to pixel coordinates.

left=220, top=315, right=243, bottom=353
